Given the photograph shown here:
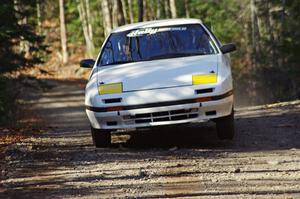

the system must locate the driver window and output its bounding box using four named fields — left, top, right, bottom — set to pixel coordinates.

left=100, top=41, right=113, bottom=65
